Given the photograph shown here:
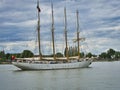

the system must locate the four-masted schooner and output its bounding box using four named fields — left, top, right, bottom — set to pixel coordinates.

left=12, top=0, right=92, bottom=70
